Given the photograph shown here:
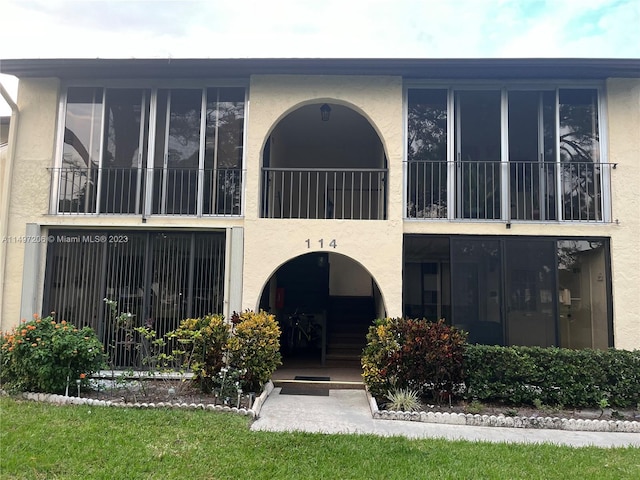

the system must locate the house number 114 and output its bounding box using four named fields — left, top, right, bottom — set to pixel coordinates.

left=305, top=238, right=337, bottom=249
